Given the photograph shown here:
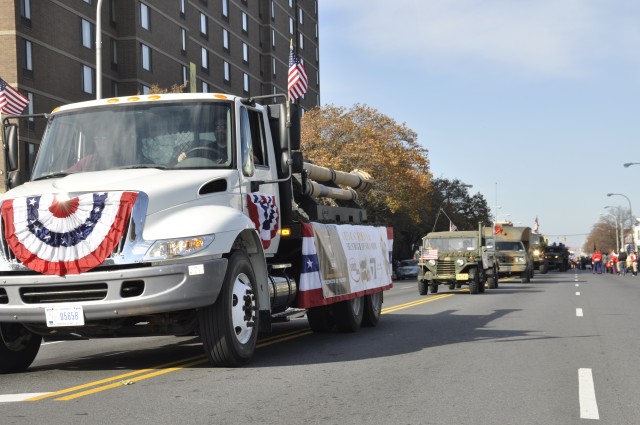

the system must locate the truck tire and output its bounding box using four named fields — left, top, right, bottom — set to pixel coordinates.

left=333, top=297, right=364, bottom=333
left=468, top=268, right=480, bottom=294
left=418, top=280, right=429, bottom=295
left=307, top=305, right=335, bottom=332
left=521, top=271, right=530, bottom=283
left=0, top=323, right=42, bottom=374
left=448, top=283, right=456, bottom=290
left=362, top=292, right=383, bottom=327
left=198, top=250, right=258, bottom=367
left=487, top=277, right=496, bottom=289
left=430, top=282, right=439, bottom=294
left=539, top=264, right=548, bottom=274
